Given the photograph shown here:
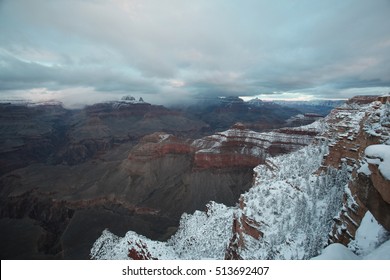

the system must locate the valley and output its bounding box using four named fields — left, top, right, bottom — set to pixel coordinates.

left=0, top=96, right=321, bottom=259
left=1, top=95, right=389, bottom=260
